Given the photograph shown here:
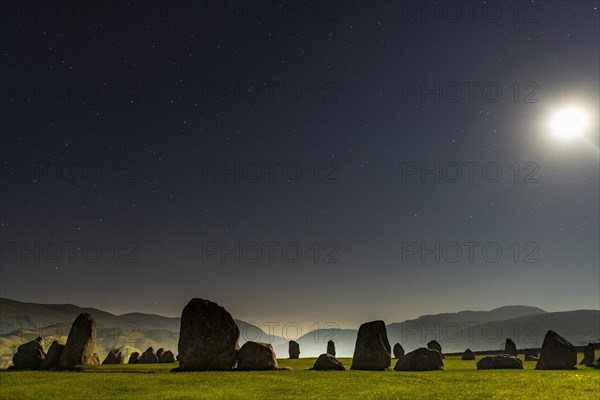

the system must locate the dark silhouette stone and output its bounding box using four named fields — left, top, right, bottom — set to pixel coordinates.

left=12, top=337, right=46, bottom=370
left=505, top=338, right=518, bottom=356
left=138, top=347, right=158, bottom=364
left=427, top=340, right=444, bottom=358
left=128, top=352, right=140, bottom=364
left=311, top=353, right=345, bottom=370
left=58, top=313, right=97, bottom=369
left=236, top=341, right=277, bottom=371
left=394, top=348, right=444, bottom=371
left=581, top=343, right=595, bottom=366
left=327, top=340, right=336, bottom=357
left=461, top=349, right=475, bottom=360
left=156, top=348, right=165, bottom=360
left=288, top=341, right=300, bottom=359
left=40, top=340, right=65, bottom=370
left=102, top=349, right=125, bottom=364
left=536, top=330, right=577, bottom=370
left=175, top=298, right=239, bottom=371
left=159, top=350, right=176, bottom=363
left=351, top=320, right=391, bottom=371
left=393, top=343, right=405, bottom=359
left=477, top=355, right=523, bottom=370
